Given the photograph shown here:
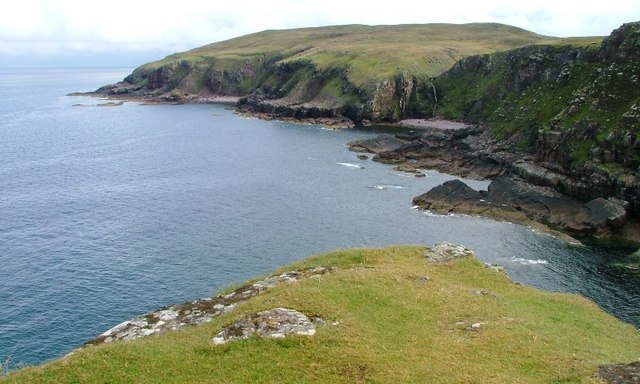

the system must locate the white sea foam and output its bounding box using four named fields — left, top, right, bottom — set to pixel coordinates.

left=369, top=185, right=404, bottom=190
left=512, top=257, right=549, bottom=265
left=336, top=162, right=363, bottom=169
